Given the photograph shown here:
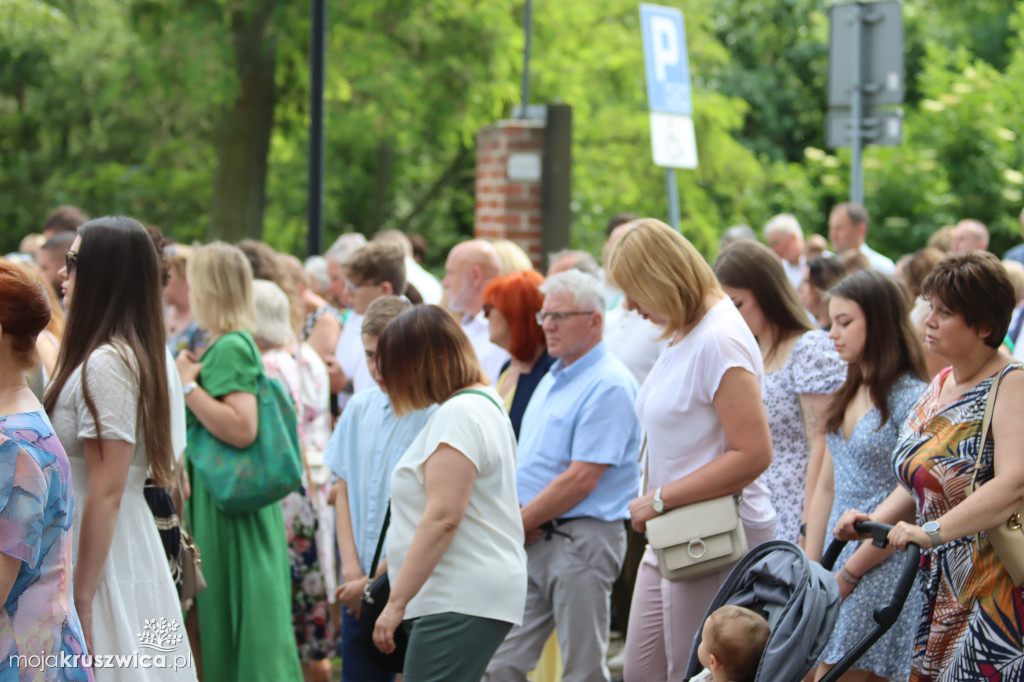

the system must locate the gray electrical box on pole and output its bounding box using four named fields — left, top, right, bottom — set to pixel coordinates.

left=826, top=1, right=904, bottom=205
